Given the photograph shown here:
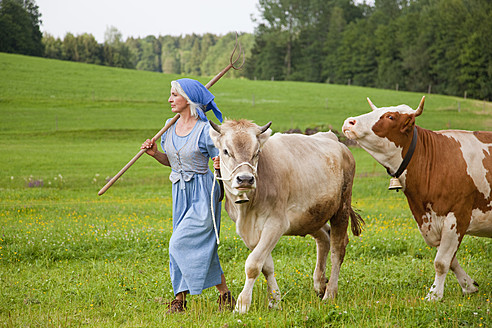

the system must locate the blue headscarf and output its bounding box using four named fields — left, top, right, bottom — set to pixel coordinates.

left=175, top=78, right=223, bottom=123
